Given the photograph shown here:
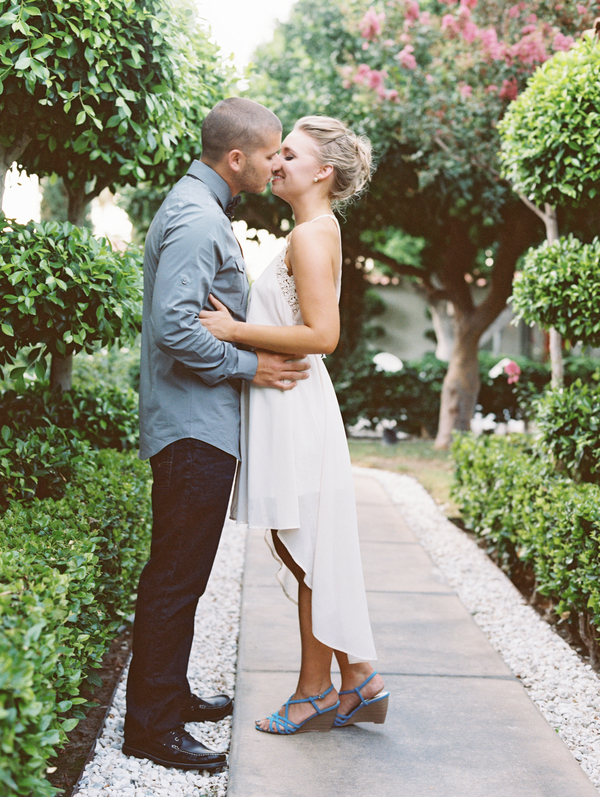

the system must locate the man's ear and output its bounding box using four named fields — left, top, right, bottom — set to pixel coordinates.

left=227, top=149, right=246, bottom=174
